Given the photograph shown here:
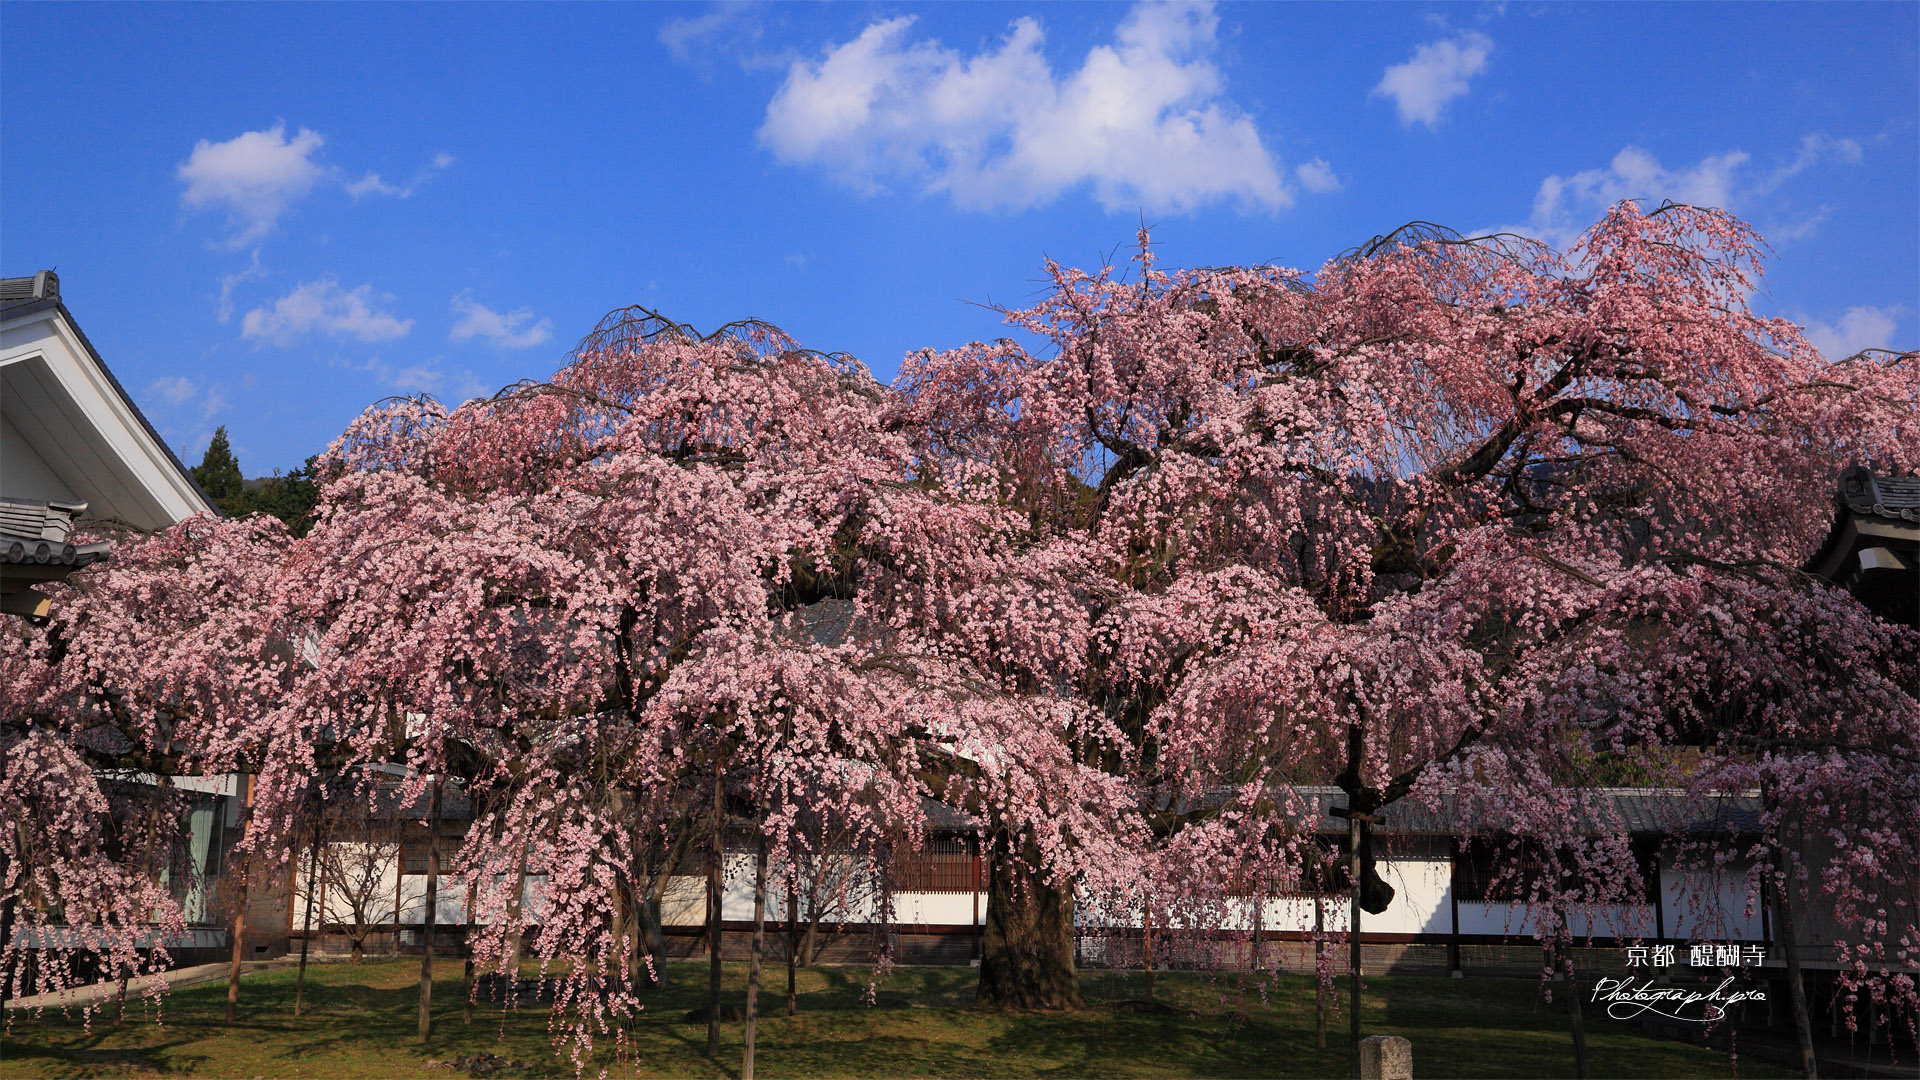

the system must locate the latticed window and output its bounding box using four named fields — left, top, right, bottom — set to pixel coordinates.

left=891, top=837, right=977, bottom=894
